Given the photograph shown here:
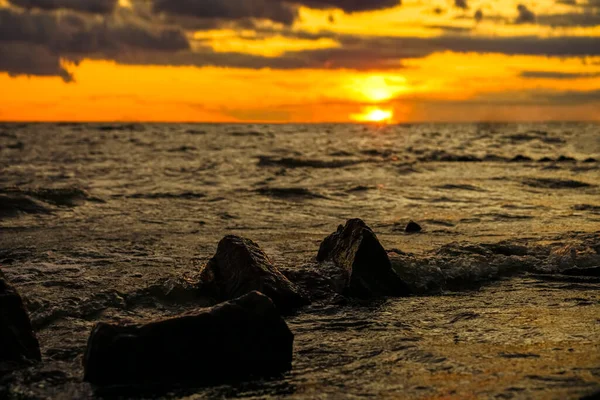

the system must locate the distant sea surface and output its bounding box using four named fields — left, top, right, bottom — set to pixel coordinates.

left=1, top=123, right=599, bottom=399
